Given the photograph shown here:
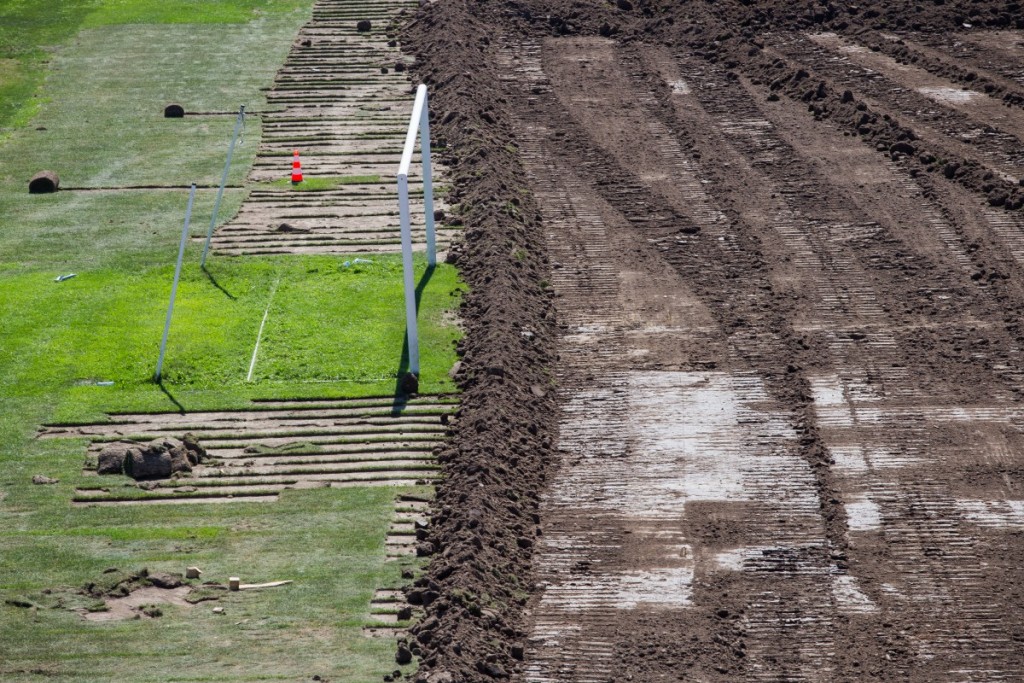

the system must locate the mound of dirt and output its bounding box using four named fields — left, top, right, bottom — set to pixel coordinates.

left=486, top=0, right=1023, bottom=37
left=400, top=3, right=559, bottom=680
left=82, top=567, right=158, bottom=599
